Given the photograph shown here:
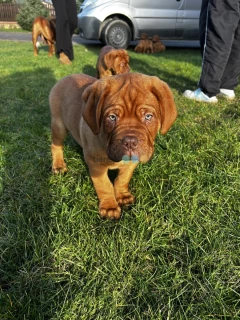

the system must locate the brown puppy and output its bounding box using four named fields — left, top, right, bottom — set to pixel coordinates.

left=32, top=16, right=56, bottom=57
left=49, top=73, right=177, bottom=219
left=96, top=45, right=130, bottom=78
left=134, top=33, right=153, bottom=54
left=152, top=35, right=166, bottom=53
